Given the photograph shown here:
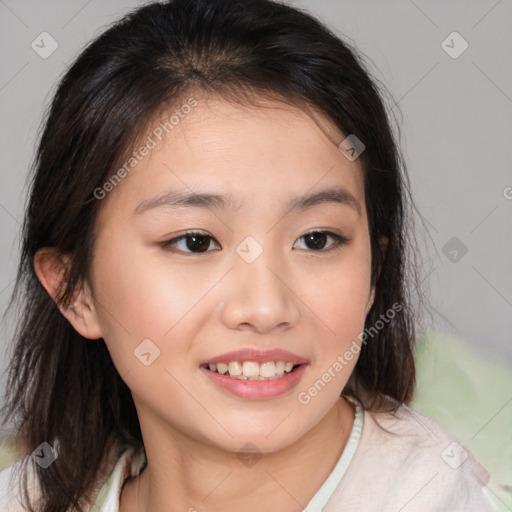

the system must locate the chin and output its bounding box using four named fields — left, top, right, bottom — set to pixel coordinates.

left=219, top=420, right=307, bottom=454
